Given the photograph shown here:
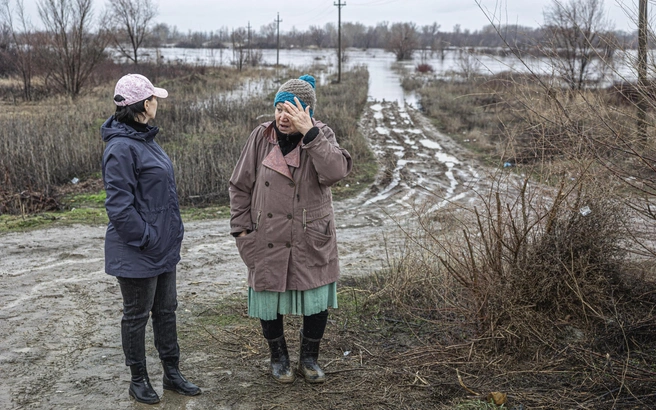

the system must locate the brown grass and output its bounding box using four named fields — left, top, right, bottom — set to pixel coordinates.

left=0, top=64, right=372, bottom=213
left=387, top=64, right=656, bottom=408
